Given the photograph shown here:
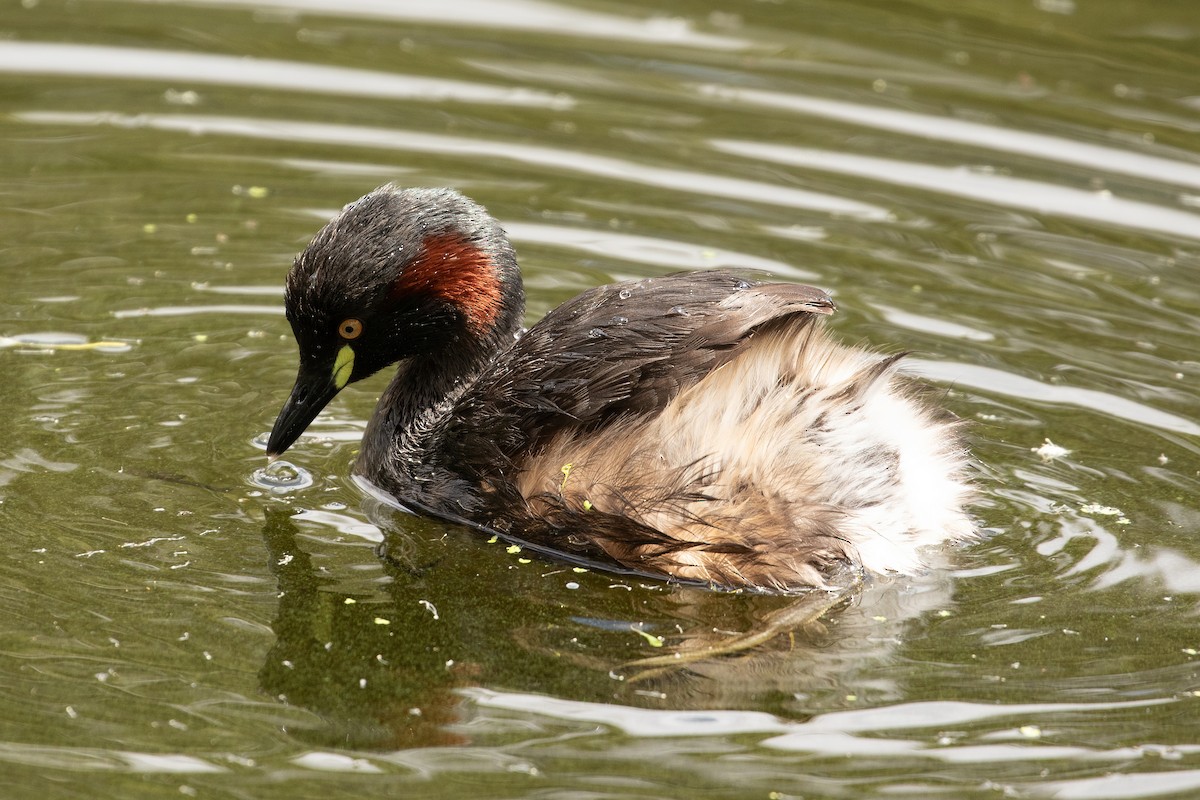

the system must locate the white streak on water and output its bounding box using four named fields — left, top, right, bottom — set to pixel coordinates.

left=0, top=42, right=573, bottom=108
left=710, top=140, right=1200, bottom=241
left=711, top=140, right=1200, bottom=240
left=700, top=86, right=1200, bottom=191
left=112, top=304, right=282, bottom=318
left=480, top=222, right=819, bottom=279
left=907, top=358, right=1200, bottom=437
left=15, top=111, right=888, bottom=220
left=464, top=688, right=1178, bottom=765
left=111, top=0, right=749, bottom=50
